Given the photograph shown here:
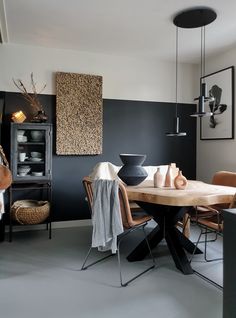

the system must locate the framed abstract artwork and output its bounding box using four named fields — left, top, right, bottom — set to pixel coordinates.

left=200, top=66, right=234, bottom=140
